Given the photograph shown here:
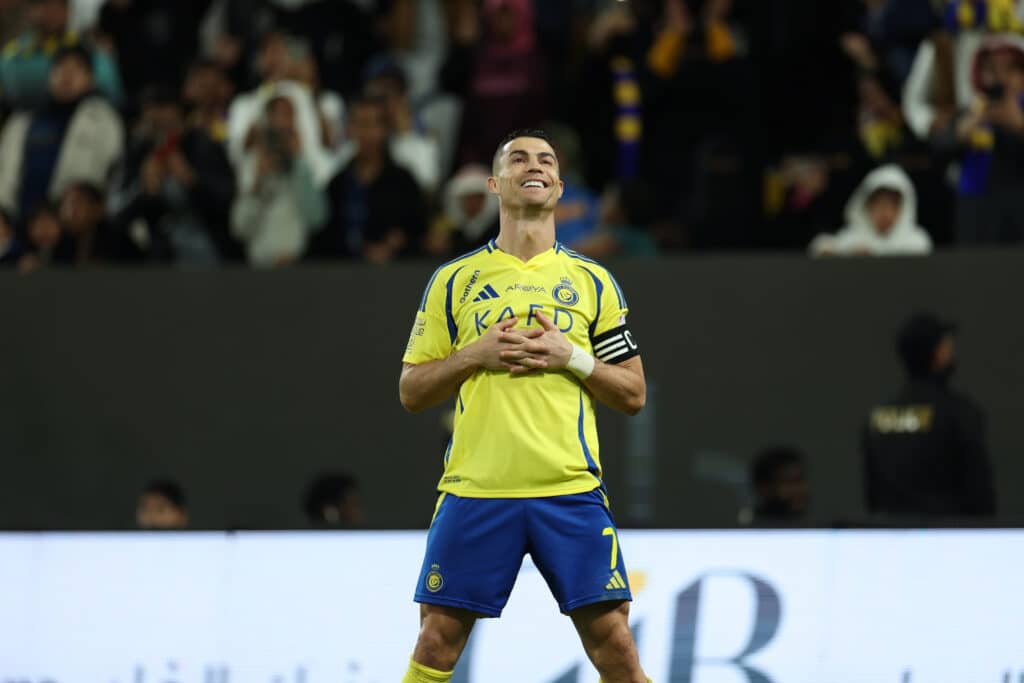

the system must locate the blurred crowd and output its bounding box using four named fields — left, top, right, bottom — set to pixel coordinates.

left=2, top=0, right=1024, bottom=271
